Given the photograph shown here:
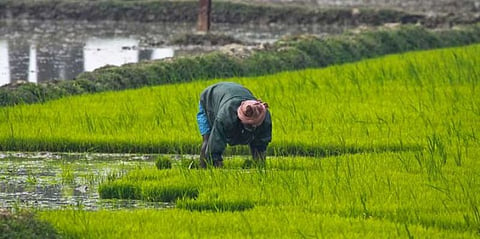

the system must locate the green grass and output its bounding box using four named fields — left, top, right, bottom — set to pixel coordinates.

left=0, top=209, right=58, bottom=239
left=99, top=180, right=199, bottom=202
left=155, top=155, right=173, bottom=169
left=1, top=44, right=478, bottom=156
left=38, top=151, right=480, bottom=238
left=39, top=208, right=479, bottom=238
left=3, top=44, right=480, bottom=238
left=176, top=198, right=255, bottom=212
